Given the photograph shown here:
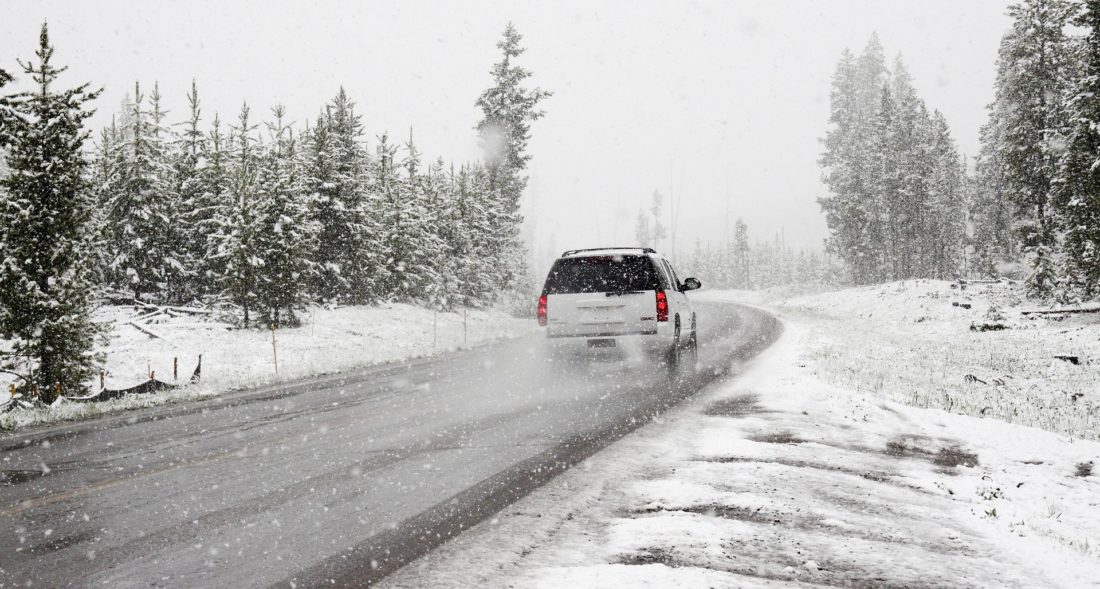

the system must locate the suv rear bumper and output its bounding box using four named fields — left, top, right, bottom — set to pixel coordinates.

left=543, top=330, right=674, bottom=357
